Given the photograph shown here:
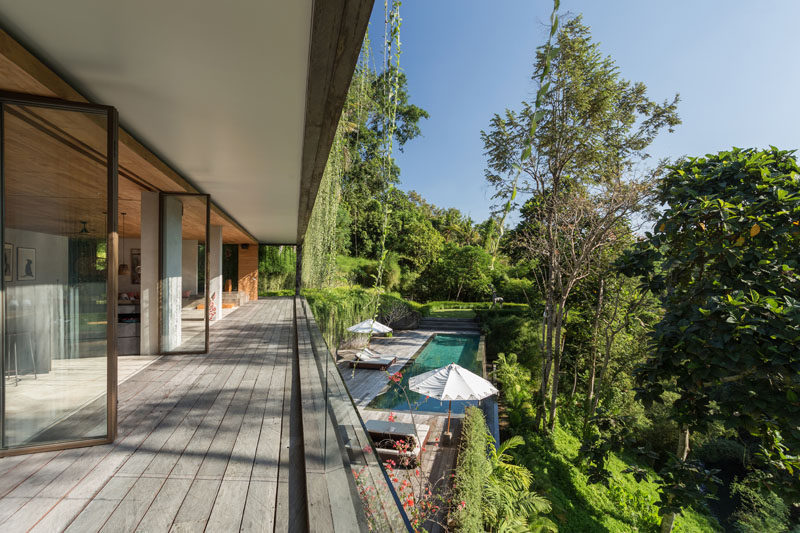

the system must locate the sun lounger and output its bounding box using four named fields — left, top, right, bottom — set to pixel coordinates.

left=365, top=419, right=431, bottom=467
left=346, top=348, right=397, bottom=370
